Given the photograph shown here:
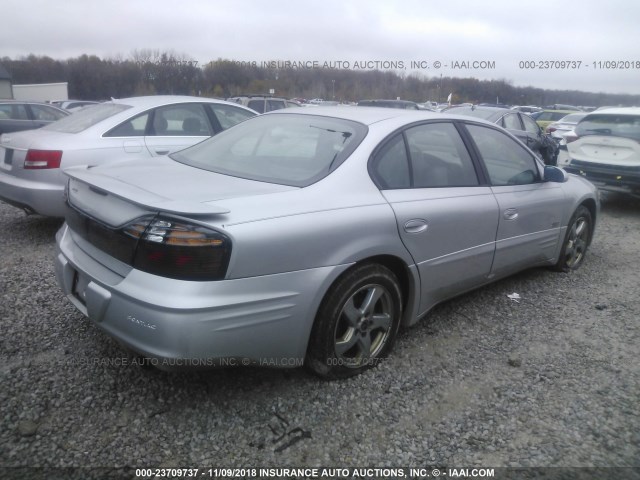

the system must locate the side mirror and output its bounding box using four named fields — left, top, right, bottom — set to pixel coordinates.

left=544, top=165, right=568, bottom=183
